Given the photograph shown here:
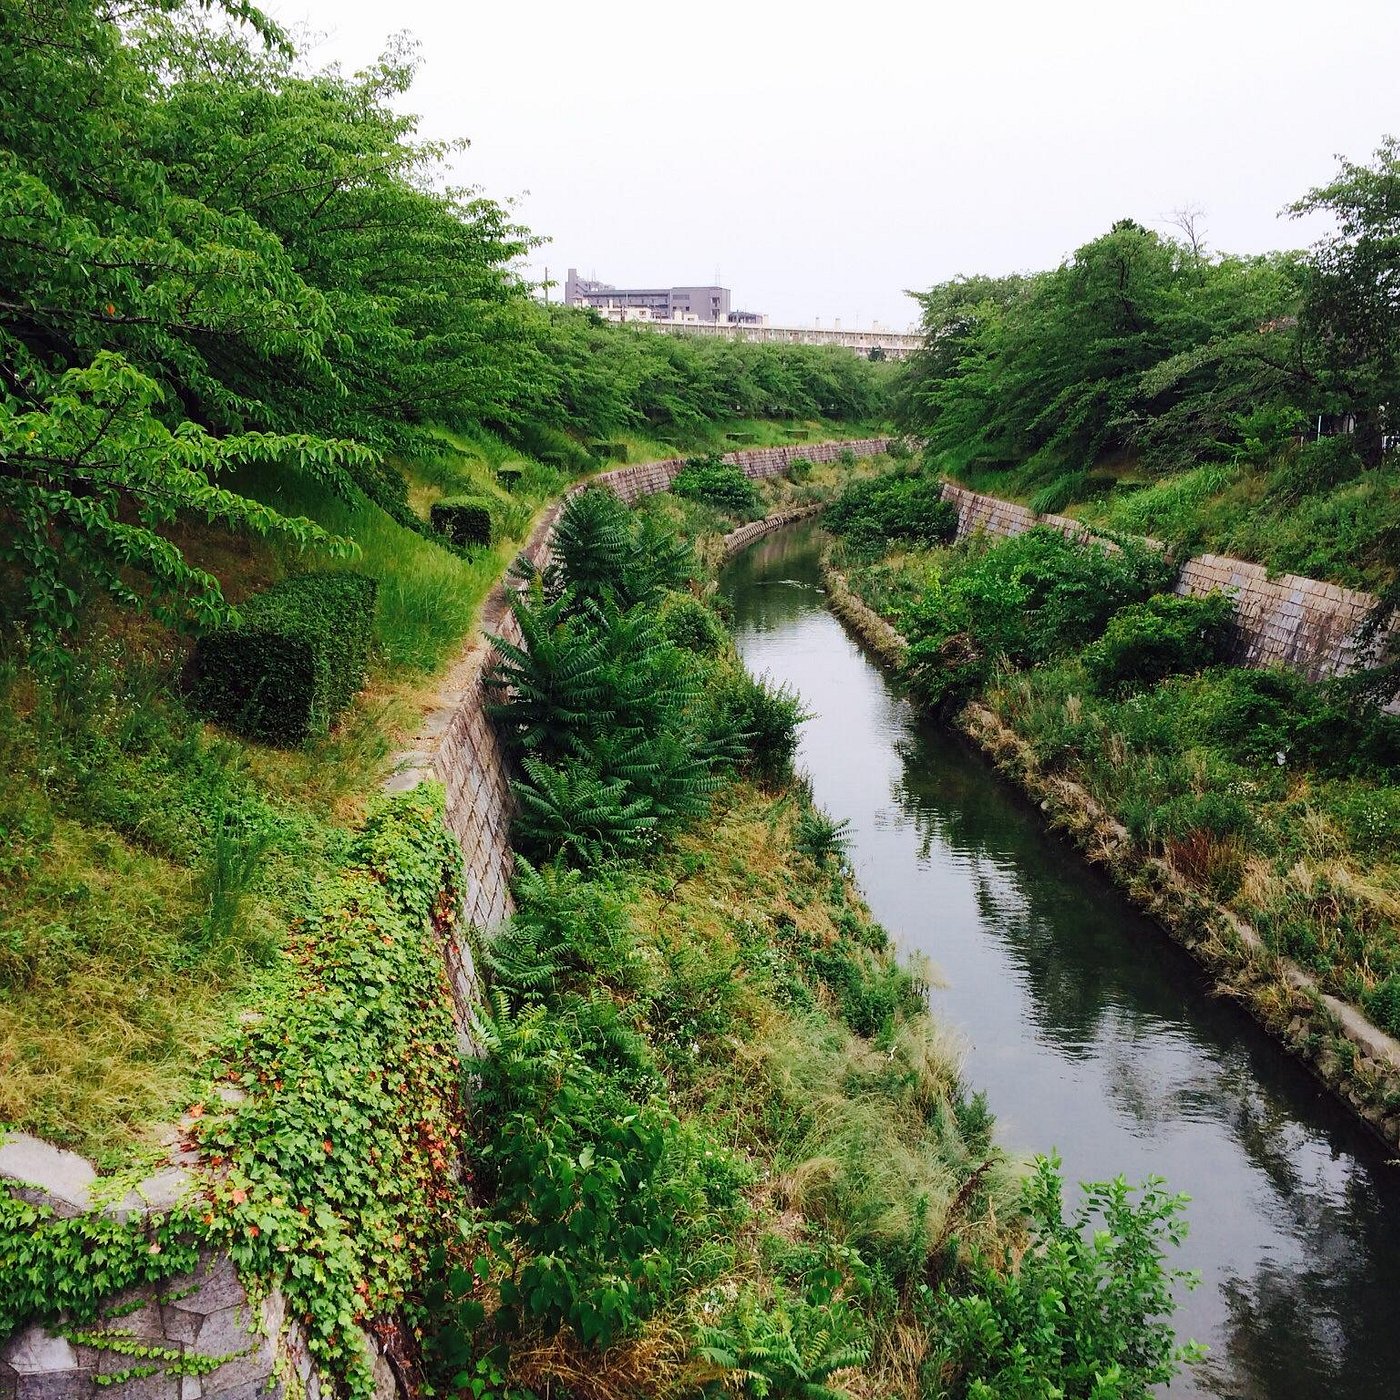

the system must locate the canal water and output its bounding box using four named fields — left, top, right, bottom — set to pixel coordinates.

left=719, top=522, right=1400, bottom=1400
